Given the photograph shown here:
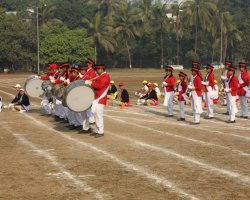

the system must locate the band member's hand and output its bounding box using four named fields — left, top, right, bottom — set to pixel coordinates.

left=224, top=88, right=230, bottom=93
left=221, top=75, right=226, bottom=80
left=201, top=81, right=208, bottom=86
left=64, top=79, right=70, bottom=85
left=60, top=77, right=65, bottom=81
left=79, top=73, right=83, bottom=78
left=174, top=92, right=179, bottom=96
left=188, top=85, right=194, bottom=90
left=162, top=81, right=167, bottom=86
